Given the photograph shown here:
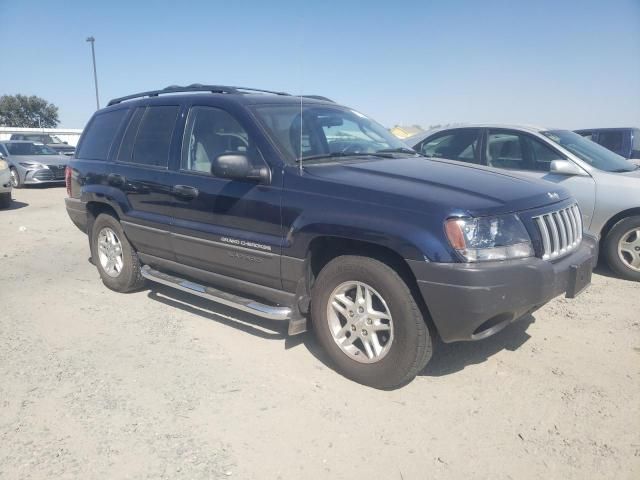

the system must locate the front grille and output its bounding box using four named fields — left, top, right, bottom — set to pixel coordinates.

left=46, top=165, right=66, bottom=179
left=533, top=204, right=582, bottom=260
left=33, top=170, right=54, bottom=181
